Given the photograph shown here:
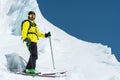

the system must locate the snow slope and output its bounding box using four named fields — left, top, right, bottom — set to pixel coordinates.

left=0, top=0, right=120, bottom=80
